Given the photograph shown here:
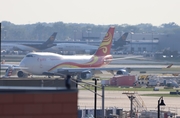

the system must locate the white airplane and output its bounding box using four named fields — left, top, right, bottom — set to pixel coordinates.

left=2, top=27, right=178, bottom=79
left=44, top=43, right=98, bottom=54
left=1, top=32, right=57, bottom=52
left=44, top=32, right=129, bottom=54
left=2, top=27, right=115, bottom=78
